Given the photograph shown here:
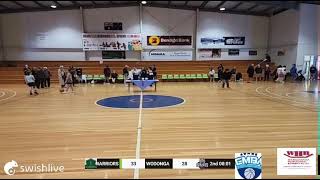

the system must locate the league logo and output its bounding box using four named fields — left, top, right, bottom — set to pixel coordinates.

left=235, top=153, right=262, bottom=179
